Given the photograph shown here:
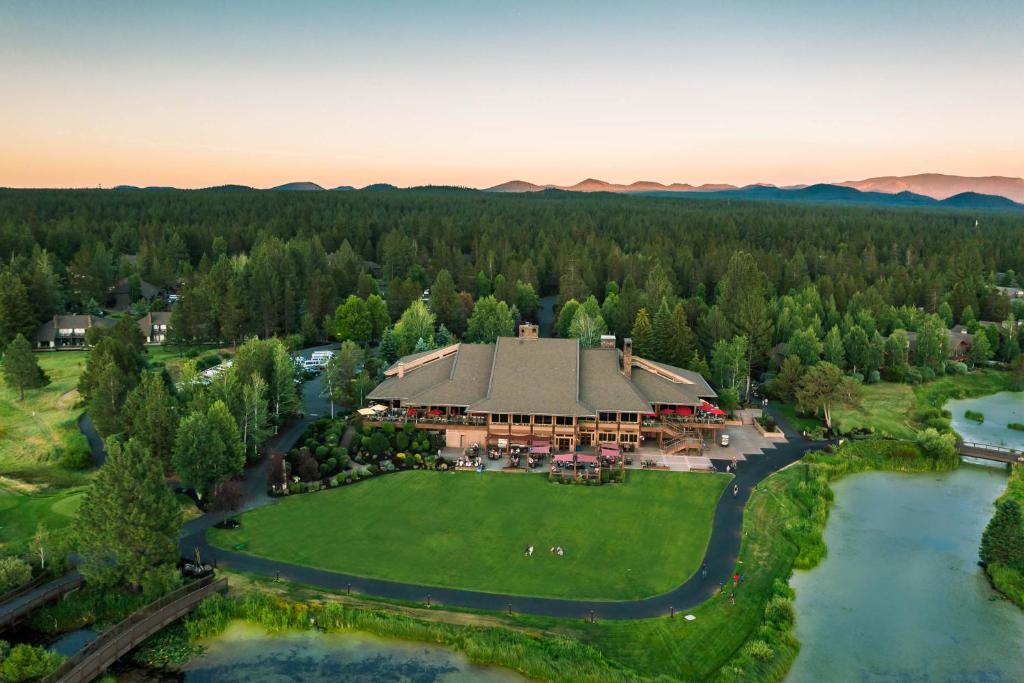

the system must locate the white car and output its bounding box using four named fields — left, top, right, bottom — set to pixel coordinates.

left=720, top=433, right=730, bottom=447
